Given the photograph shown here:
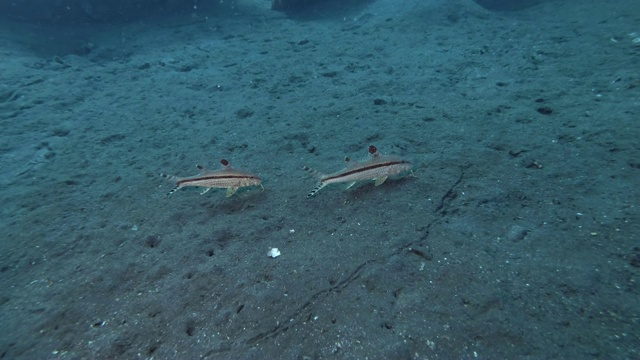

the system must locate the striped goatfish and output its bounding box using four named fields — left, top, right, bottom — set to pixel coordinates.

left=161, top=159, right=262, bottom=197
left=304, top=145, right=413, bottom=197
